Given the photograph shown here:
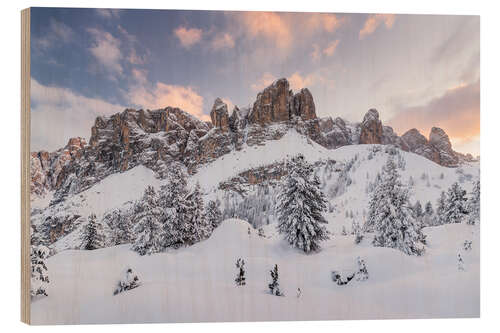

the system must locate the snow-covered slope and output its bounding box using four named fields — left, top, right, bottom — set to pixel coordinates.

left=32, top=129, right=479, bottom=252
left=31, top=219, right=479, bottom=324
